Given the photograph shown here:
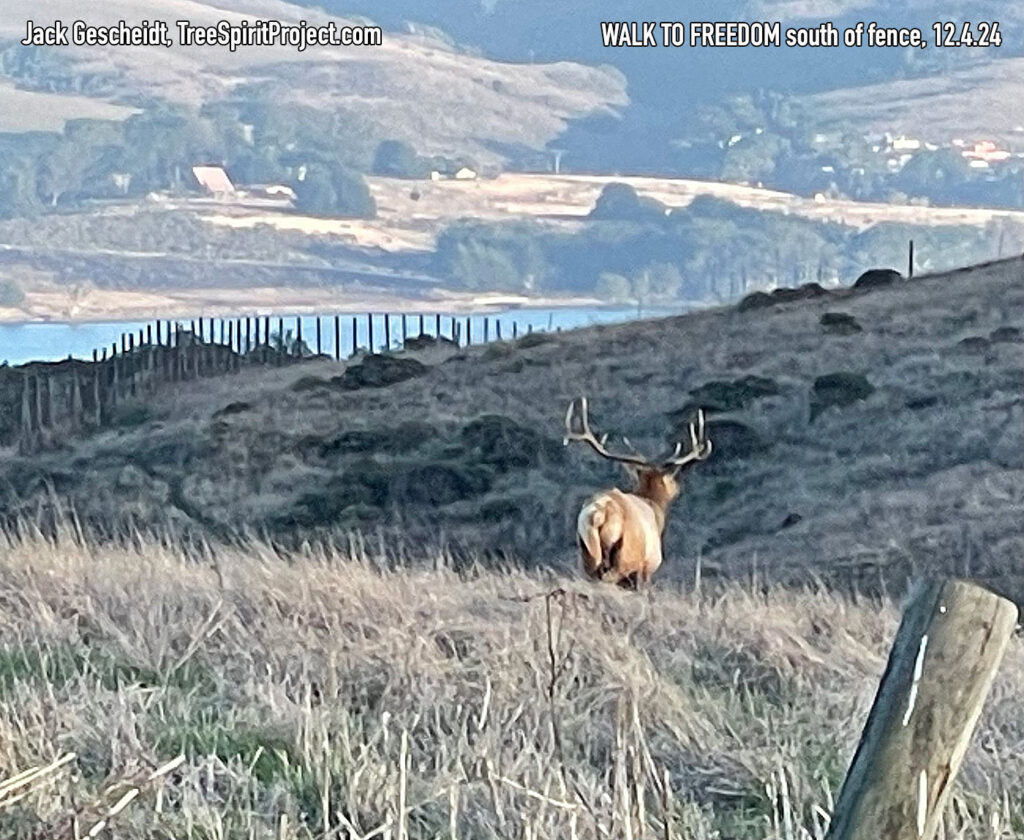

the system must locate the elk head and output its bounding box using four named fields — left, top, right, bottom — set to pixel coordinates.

left=563, top=396, right=712, bottom=588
